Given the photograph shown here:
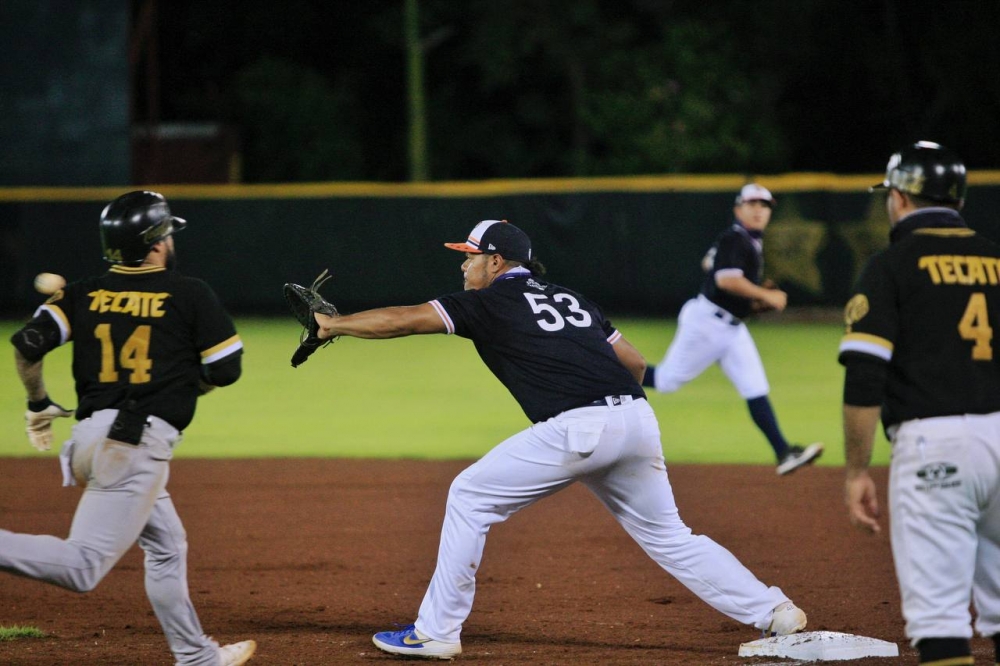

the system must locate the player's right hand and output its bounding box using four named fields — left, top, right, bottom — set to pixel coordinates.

left=844, top=471, right=881, bottom=534
left=761, top=288, right=788, bottom=312
left=25, top=399, right=74, bottom=451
